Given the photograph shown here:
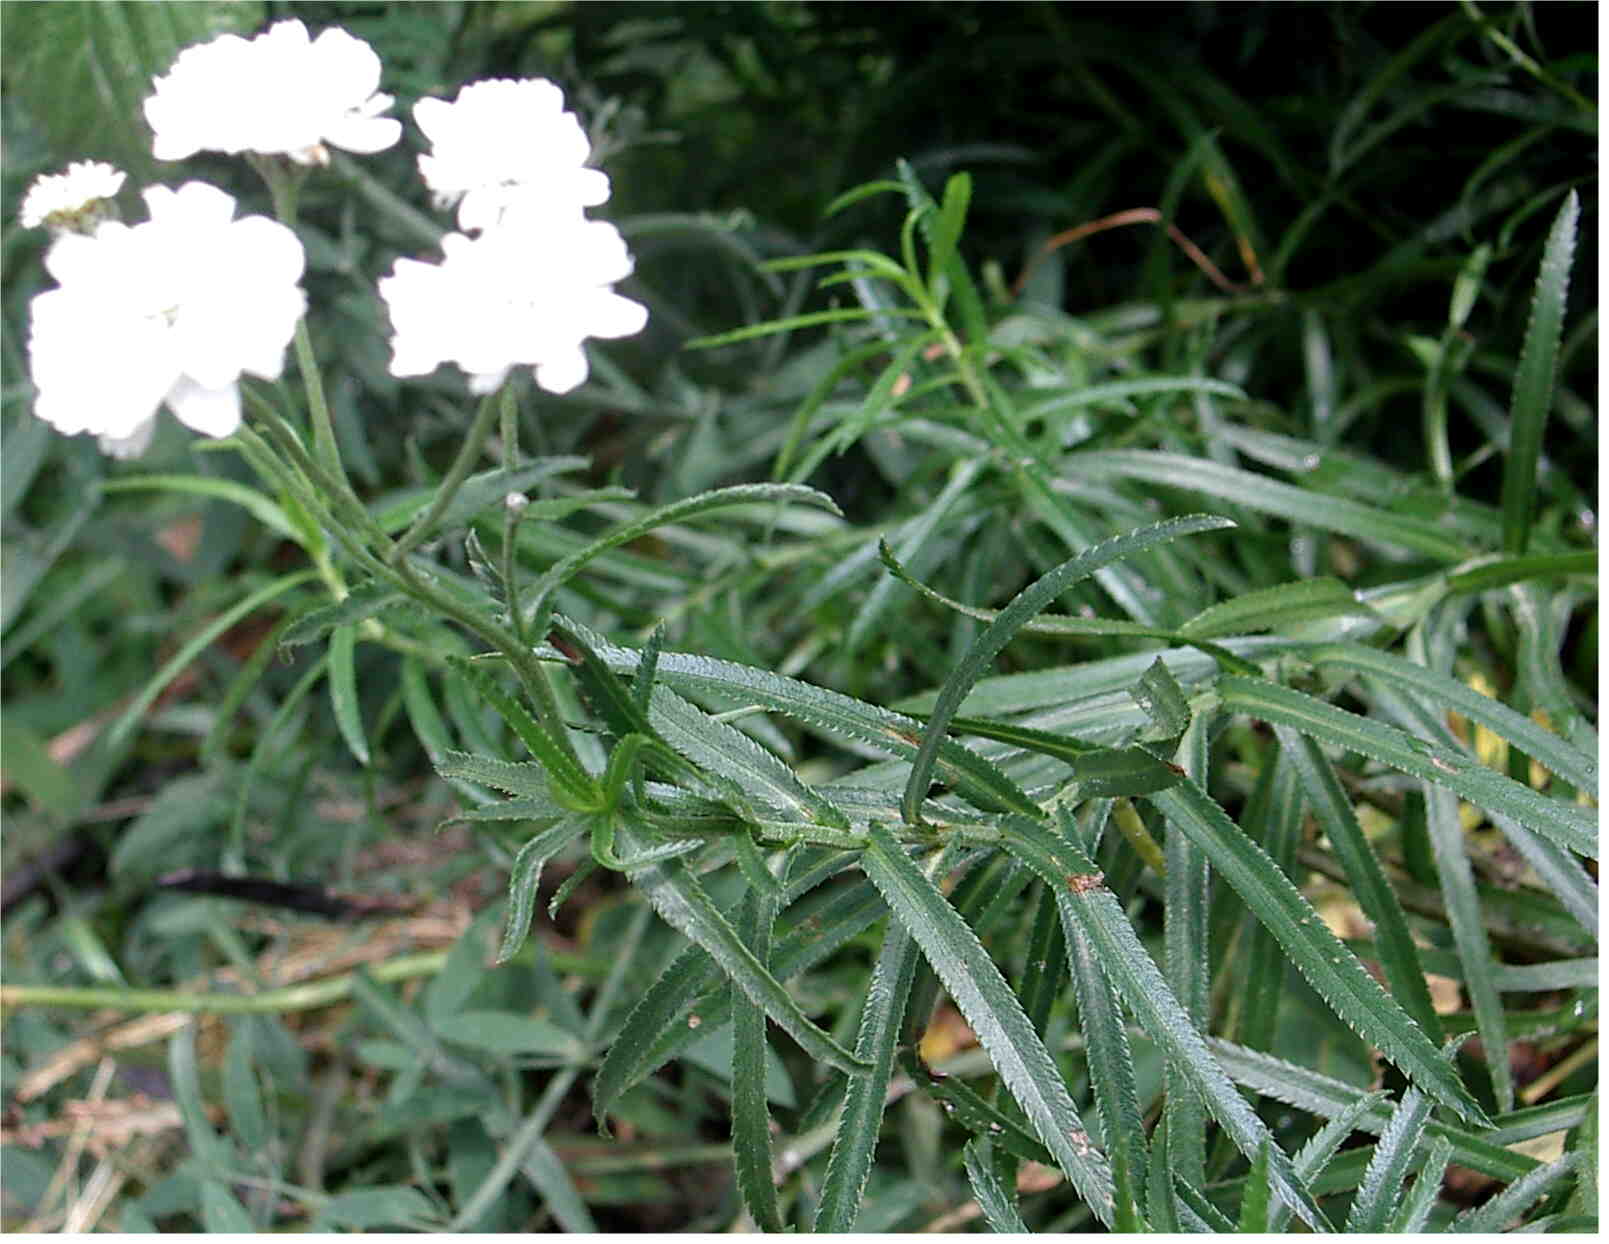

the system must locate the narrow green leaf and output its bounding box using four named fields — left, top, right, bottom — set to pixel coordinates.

left=731, top=885, right=785, bottom=1233
left=1267, top=1090, right=1392, bottom=1232
left=1002, top=816, right=1329, bottom=1230
left=524, top=485, right=841, bottom=637
left=849, top=456, right=985, bottom=652
left=447, top=658, right=597, bottom=809
left=1218, top=674, right=1596, bottom=858
left=928, top=171, right=972, bottom=295
left=1346, top=1087, right=1433, bottom=1231
left=1162, top=719, right=1211, bottom=1188
left=1445, top=550, right=1597, bottom=594
left=592, top=865, right=881, bottom=1127
left=1179, top=577, right=1375, bottom=639
left=1233, top=753, right=1300, bottom=1052
left=222, top=1024, right=268, bottom=1153
left=1235, top=1142, right=1272, bottom=1233
left=685, top=306, right=922, bottom=349
left=102, top=474, right=298, bottom=541
left=0, top=718, right=79, bottom=820
left=1424, top=784, right=1513, bottom=1112
left=279, top=582, right=402, bottom=648
left=1501, top=190, right=1578, bottom=554
left=1134, top=657, right=1192, bottom=742
left=902, top=514, right=1234, bottom=823
left=859, top=822, right=1117, bottom=1225
left=1278, top=726, right=1444, bottom=1041
left=901, top=1049, right=1053, bottom=1167
left=519, top=1137, right=597, bottom=1233
left=1304, top=641, right=1597, bottom=792
left=963, top=1139, right=1030, bottom=1234
left=1209, top=1038, right=1537, bottom=1183
left=498, top=819, right=588, bottom=963
left=592, top=943, right=717, bottom=1132
left=553, top=617, right=1040, bottom=819
left=436, top=1012, right=585, bottom=1059
left=1451, top=1152, right=1581, bottom=1233
left=627, top=837, right=870, bottom=1077
left=814, top=921, right=918, bottom=1232
left=1172, top=1175, right=1236, bottom=1232
left=107, top=571, right=317, bottom=750
left=1062, top=870, right=1148, bottom=1224
left=373, top=456, right=592, bottom=533
left=1390, top=1136, right=1454, bottom=1233
left=327, top=624, right=370, bottom=766
left=1069, top=450, right=1471, bottom=559
left=1149, top=779, right=1488, bottom=1124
